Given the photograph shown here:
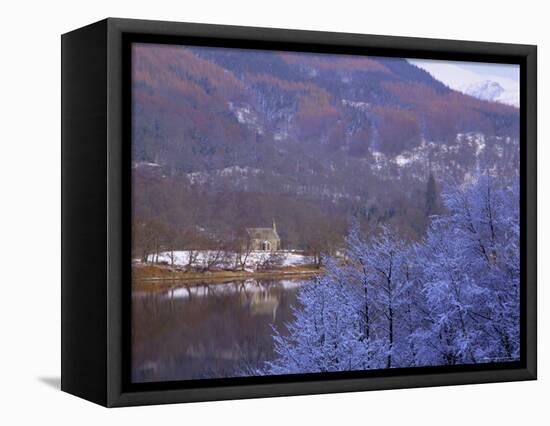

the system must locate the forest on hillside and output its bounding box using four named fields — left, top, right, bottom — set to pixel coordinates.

left=131, top=44, right=519, bottom=266
left=133, top=166, right=445, bottom=267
